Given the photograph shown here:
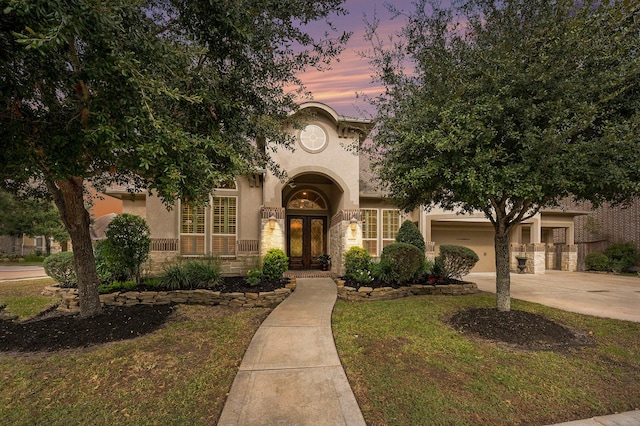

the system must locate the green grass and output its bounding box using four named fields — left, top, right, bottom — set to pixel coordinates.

left=0, top=301, right=269, bottom=425
left=332, top=293, right=640, bottom=425
left=0, top=278, right=57, bottom=319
